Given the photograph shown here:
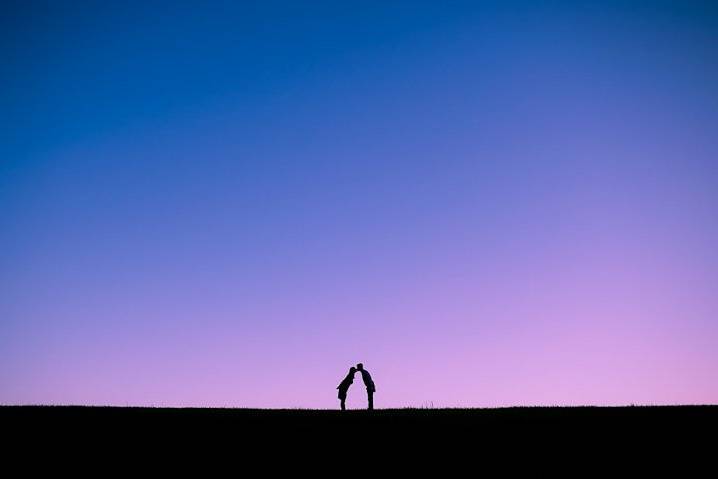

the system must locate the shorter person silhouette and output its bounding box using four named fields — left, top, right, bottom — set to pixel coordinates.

left=336, top=366, right=357, bottom=411
left=356, top=363, right=376, bottom=410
